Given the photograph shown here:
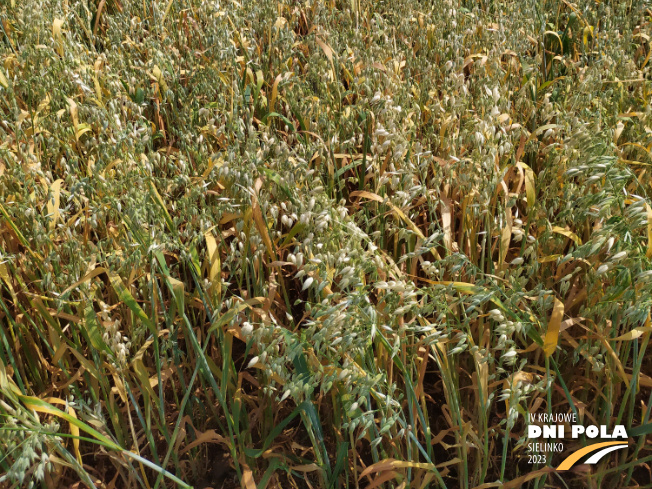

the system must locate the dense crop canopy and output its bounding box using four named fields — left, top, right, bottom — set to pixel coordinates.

left=0, top=0, right=651, bottom=487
